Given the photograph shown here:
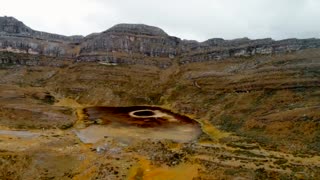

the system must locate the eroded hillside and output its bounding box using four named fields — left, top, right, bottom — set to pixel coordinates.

left=0, top=16, right=319, bottom=179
